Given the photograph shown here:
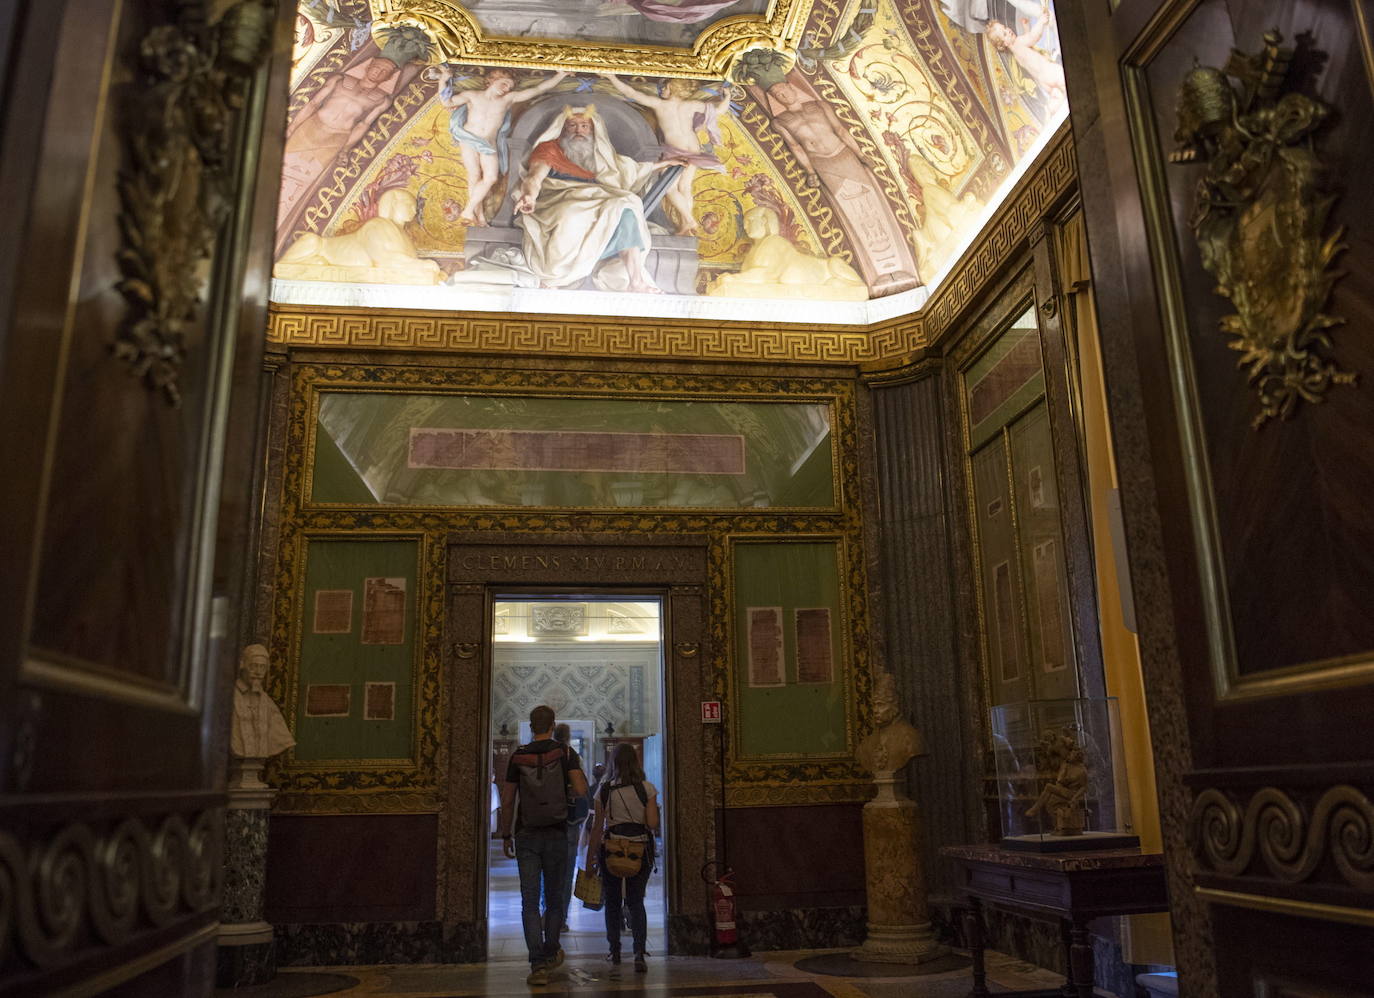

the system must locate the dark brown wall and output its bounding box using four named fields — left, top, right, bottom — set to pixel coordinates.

left=266, top=815, right=439, bottom=923
left=718, top=804, right=866, bottom=908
